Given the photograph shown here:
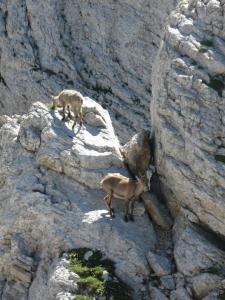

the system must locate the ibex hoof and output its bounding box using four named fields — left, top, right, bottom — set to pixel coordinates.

left=110, top=208, right=115, bottom=218
left=129, top=215, right=134, bottom=222
left=124, top=216, right=129, bottom=222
